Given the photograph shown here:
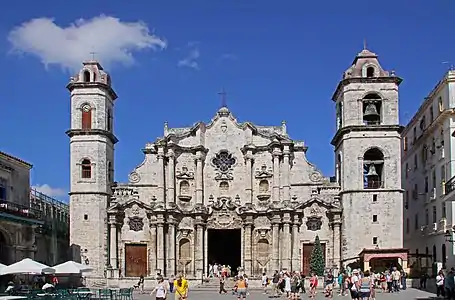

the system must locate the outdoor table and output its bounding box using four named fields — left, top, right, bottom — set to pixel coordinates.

left=36, top=293, right=57, bottom=297
left=0, top=297, right=28, bottom=300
